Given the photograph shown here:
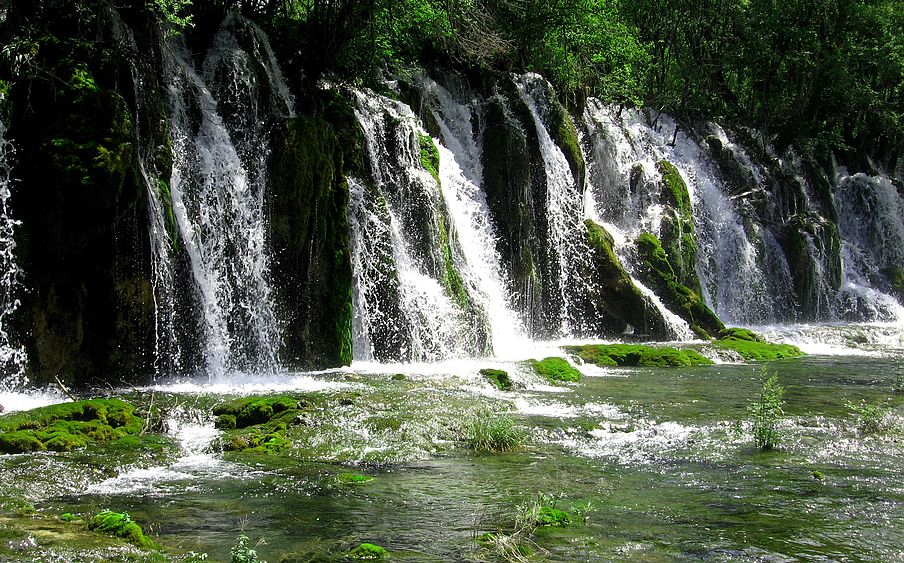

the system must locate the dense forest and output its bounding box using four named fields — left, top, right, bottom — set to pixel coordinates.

left=3, top=0, right=903, bottom=168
